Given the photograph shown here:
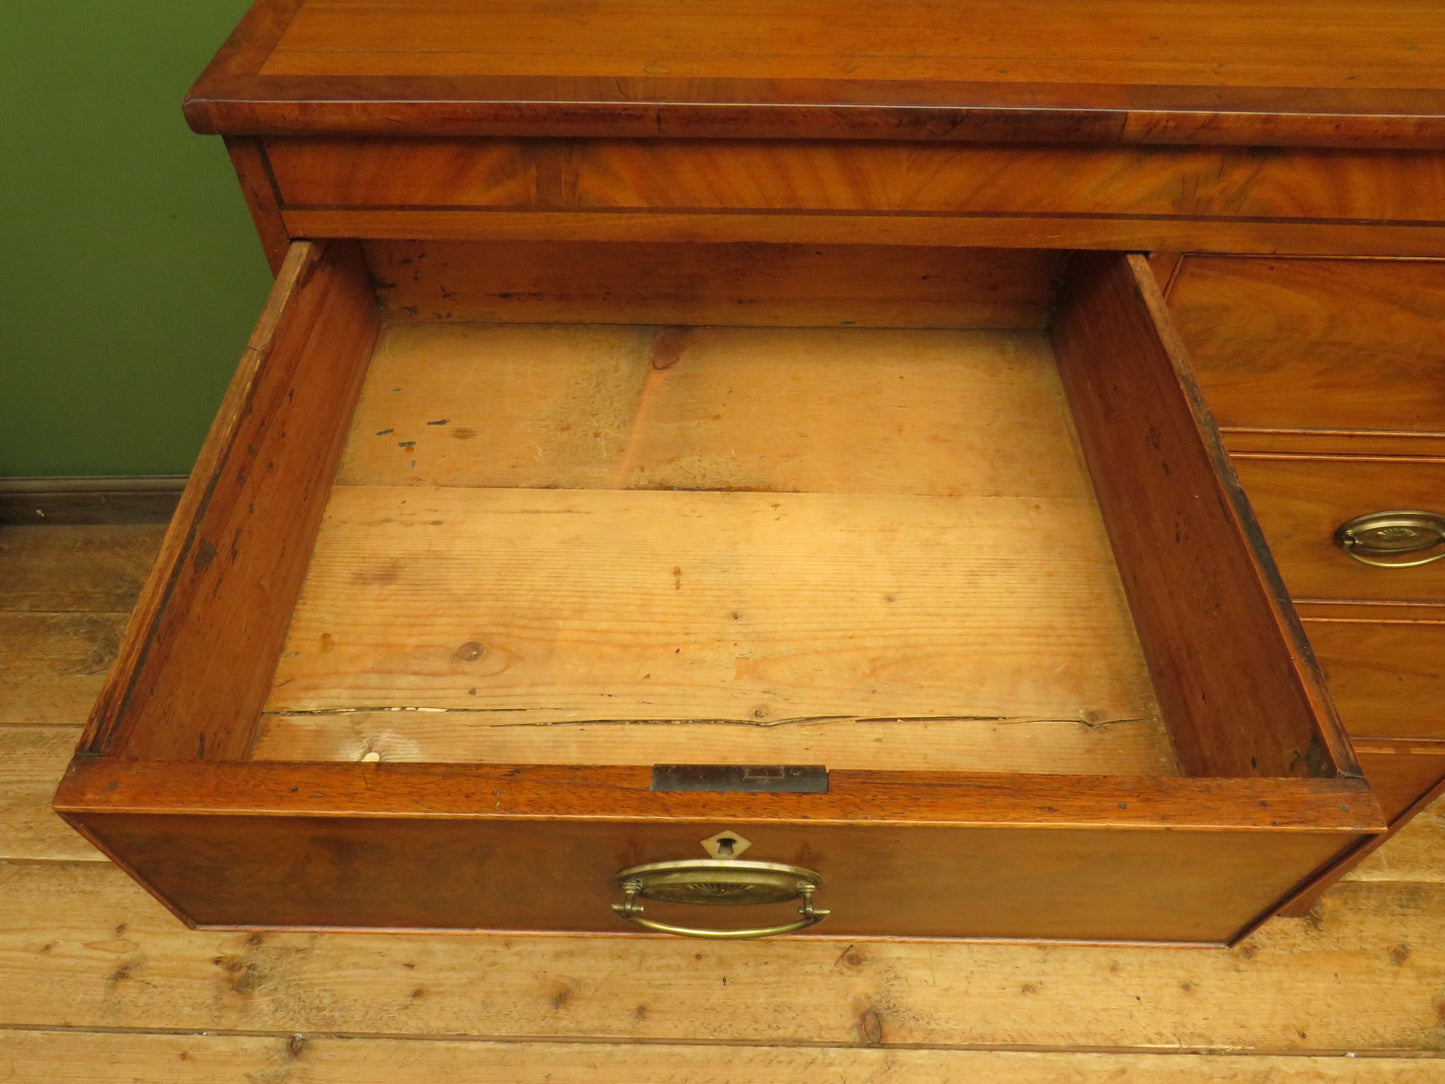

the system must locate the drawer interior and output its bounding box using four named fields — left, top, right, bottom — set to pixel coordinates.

left=256, top=318, right=1172, bottom=773
left=220, top=240, right=1346, bottom=782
